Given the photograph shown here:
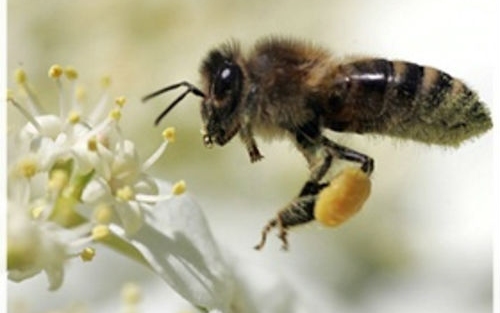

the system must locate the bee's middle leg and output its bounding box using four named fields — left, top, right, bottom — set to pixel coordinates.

left=254, top=123, right=332, bottom=250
